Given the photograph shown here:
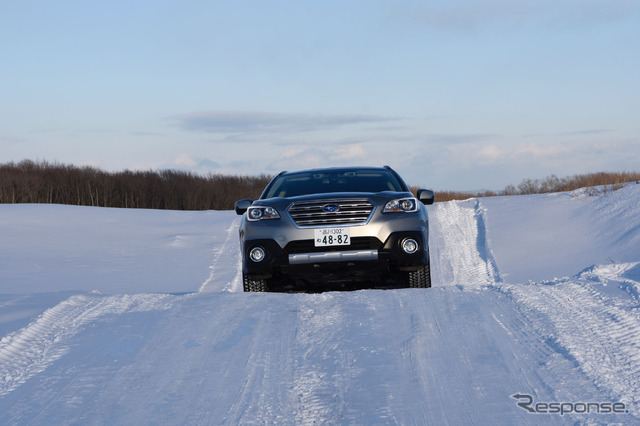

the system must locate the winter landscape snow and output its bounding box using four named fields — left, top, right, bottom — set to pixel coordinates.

left=1, top=184, right=639, bottom=424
